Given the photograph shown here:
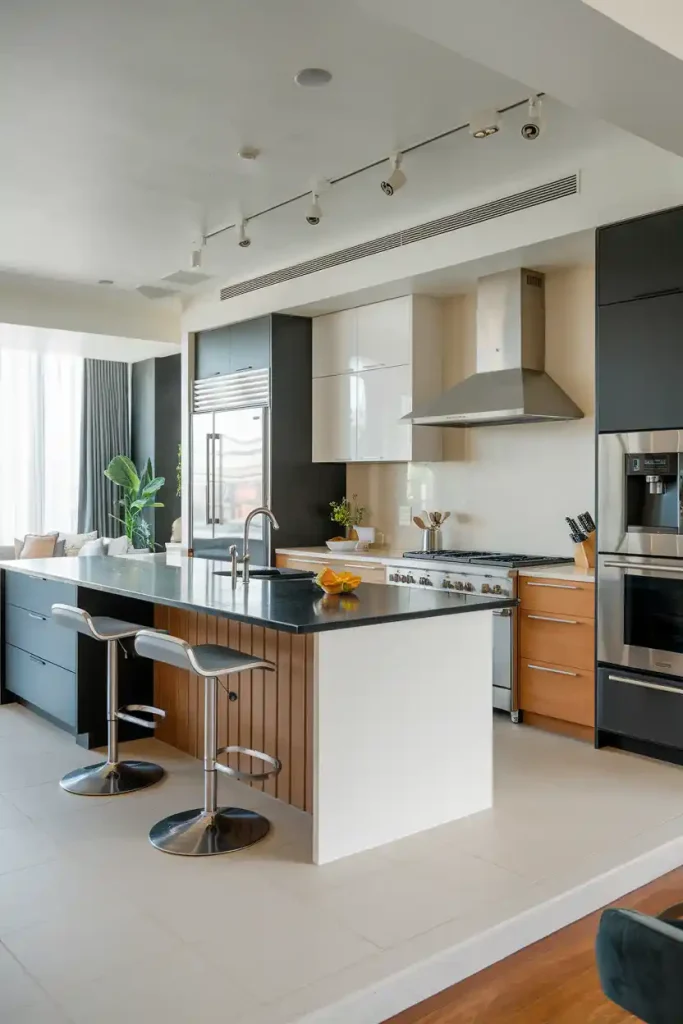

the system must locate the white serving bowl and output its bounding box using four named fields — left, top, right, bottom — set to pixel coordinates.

left=325, top=540, right=358, bottom=552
